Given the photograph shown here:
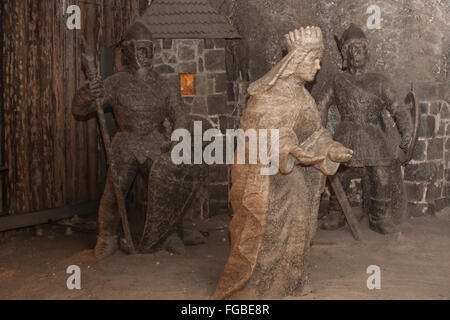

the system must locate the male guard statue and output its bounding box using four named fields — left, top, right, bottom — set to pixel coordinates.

left=318, top=24, right=412, bottom=234
left=73, top=19, right=202, bottom=259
